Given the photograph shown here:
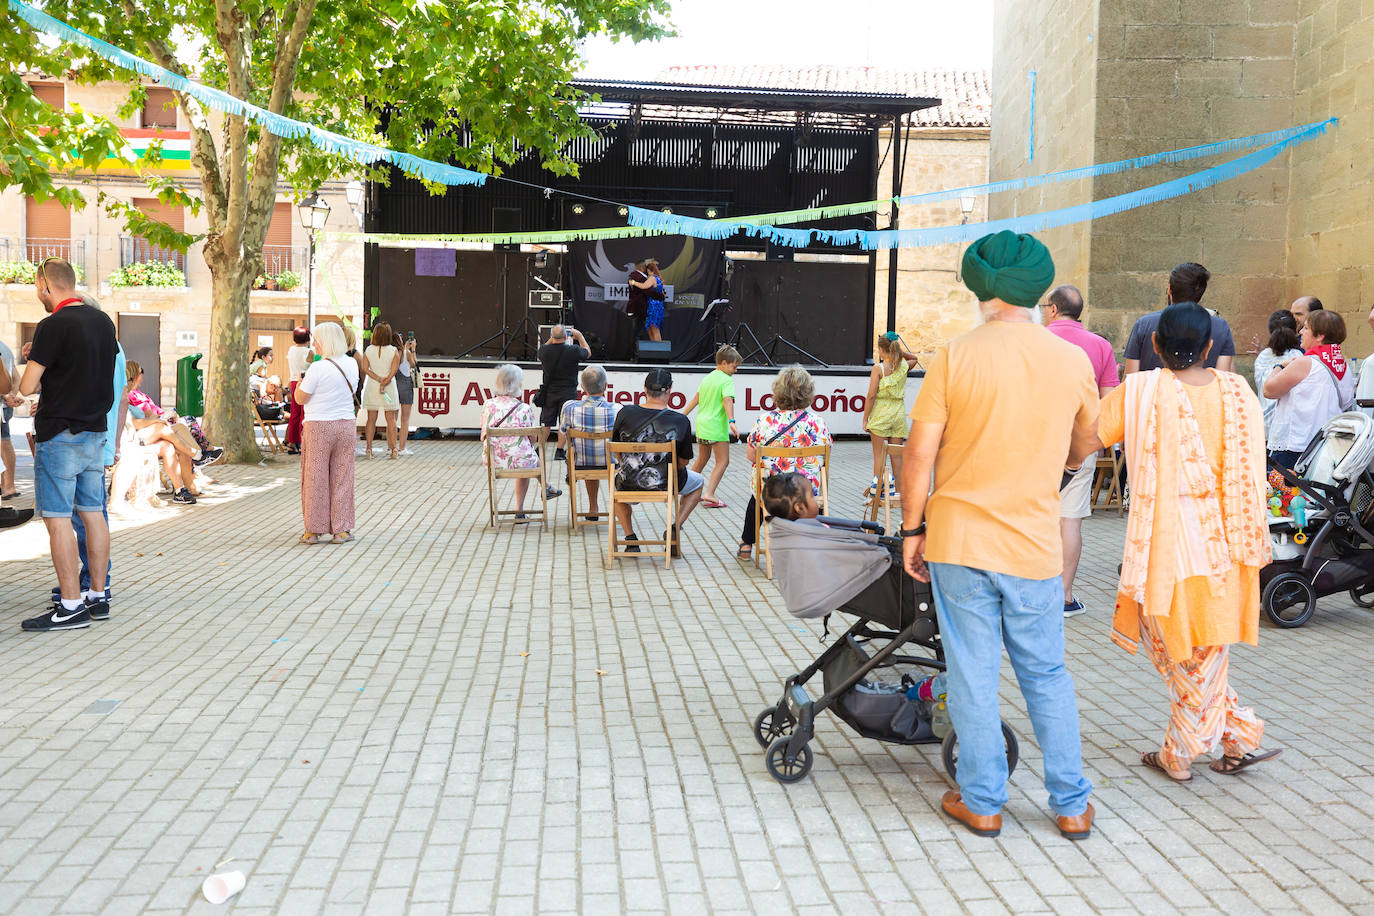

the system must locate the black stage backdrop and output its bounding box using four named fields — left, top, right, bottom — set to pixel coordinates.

left=569, top=235, right=722, bottom=360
